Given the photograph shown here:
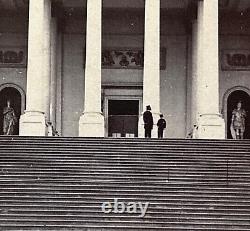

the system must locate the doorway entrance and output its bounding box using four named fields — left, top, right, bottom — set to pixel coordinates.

left=227, top=90, right=250, bottom=139
left=0, top=87, right=22, bottom=135
left=108, top=100, right=139, bottom=137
